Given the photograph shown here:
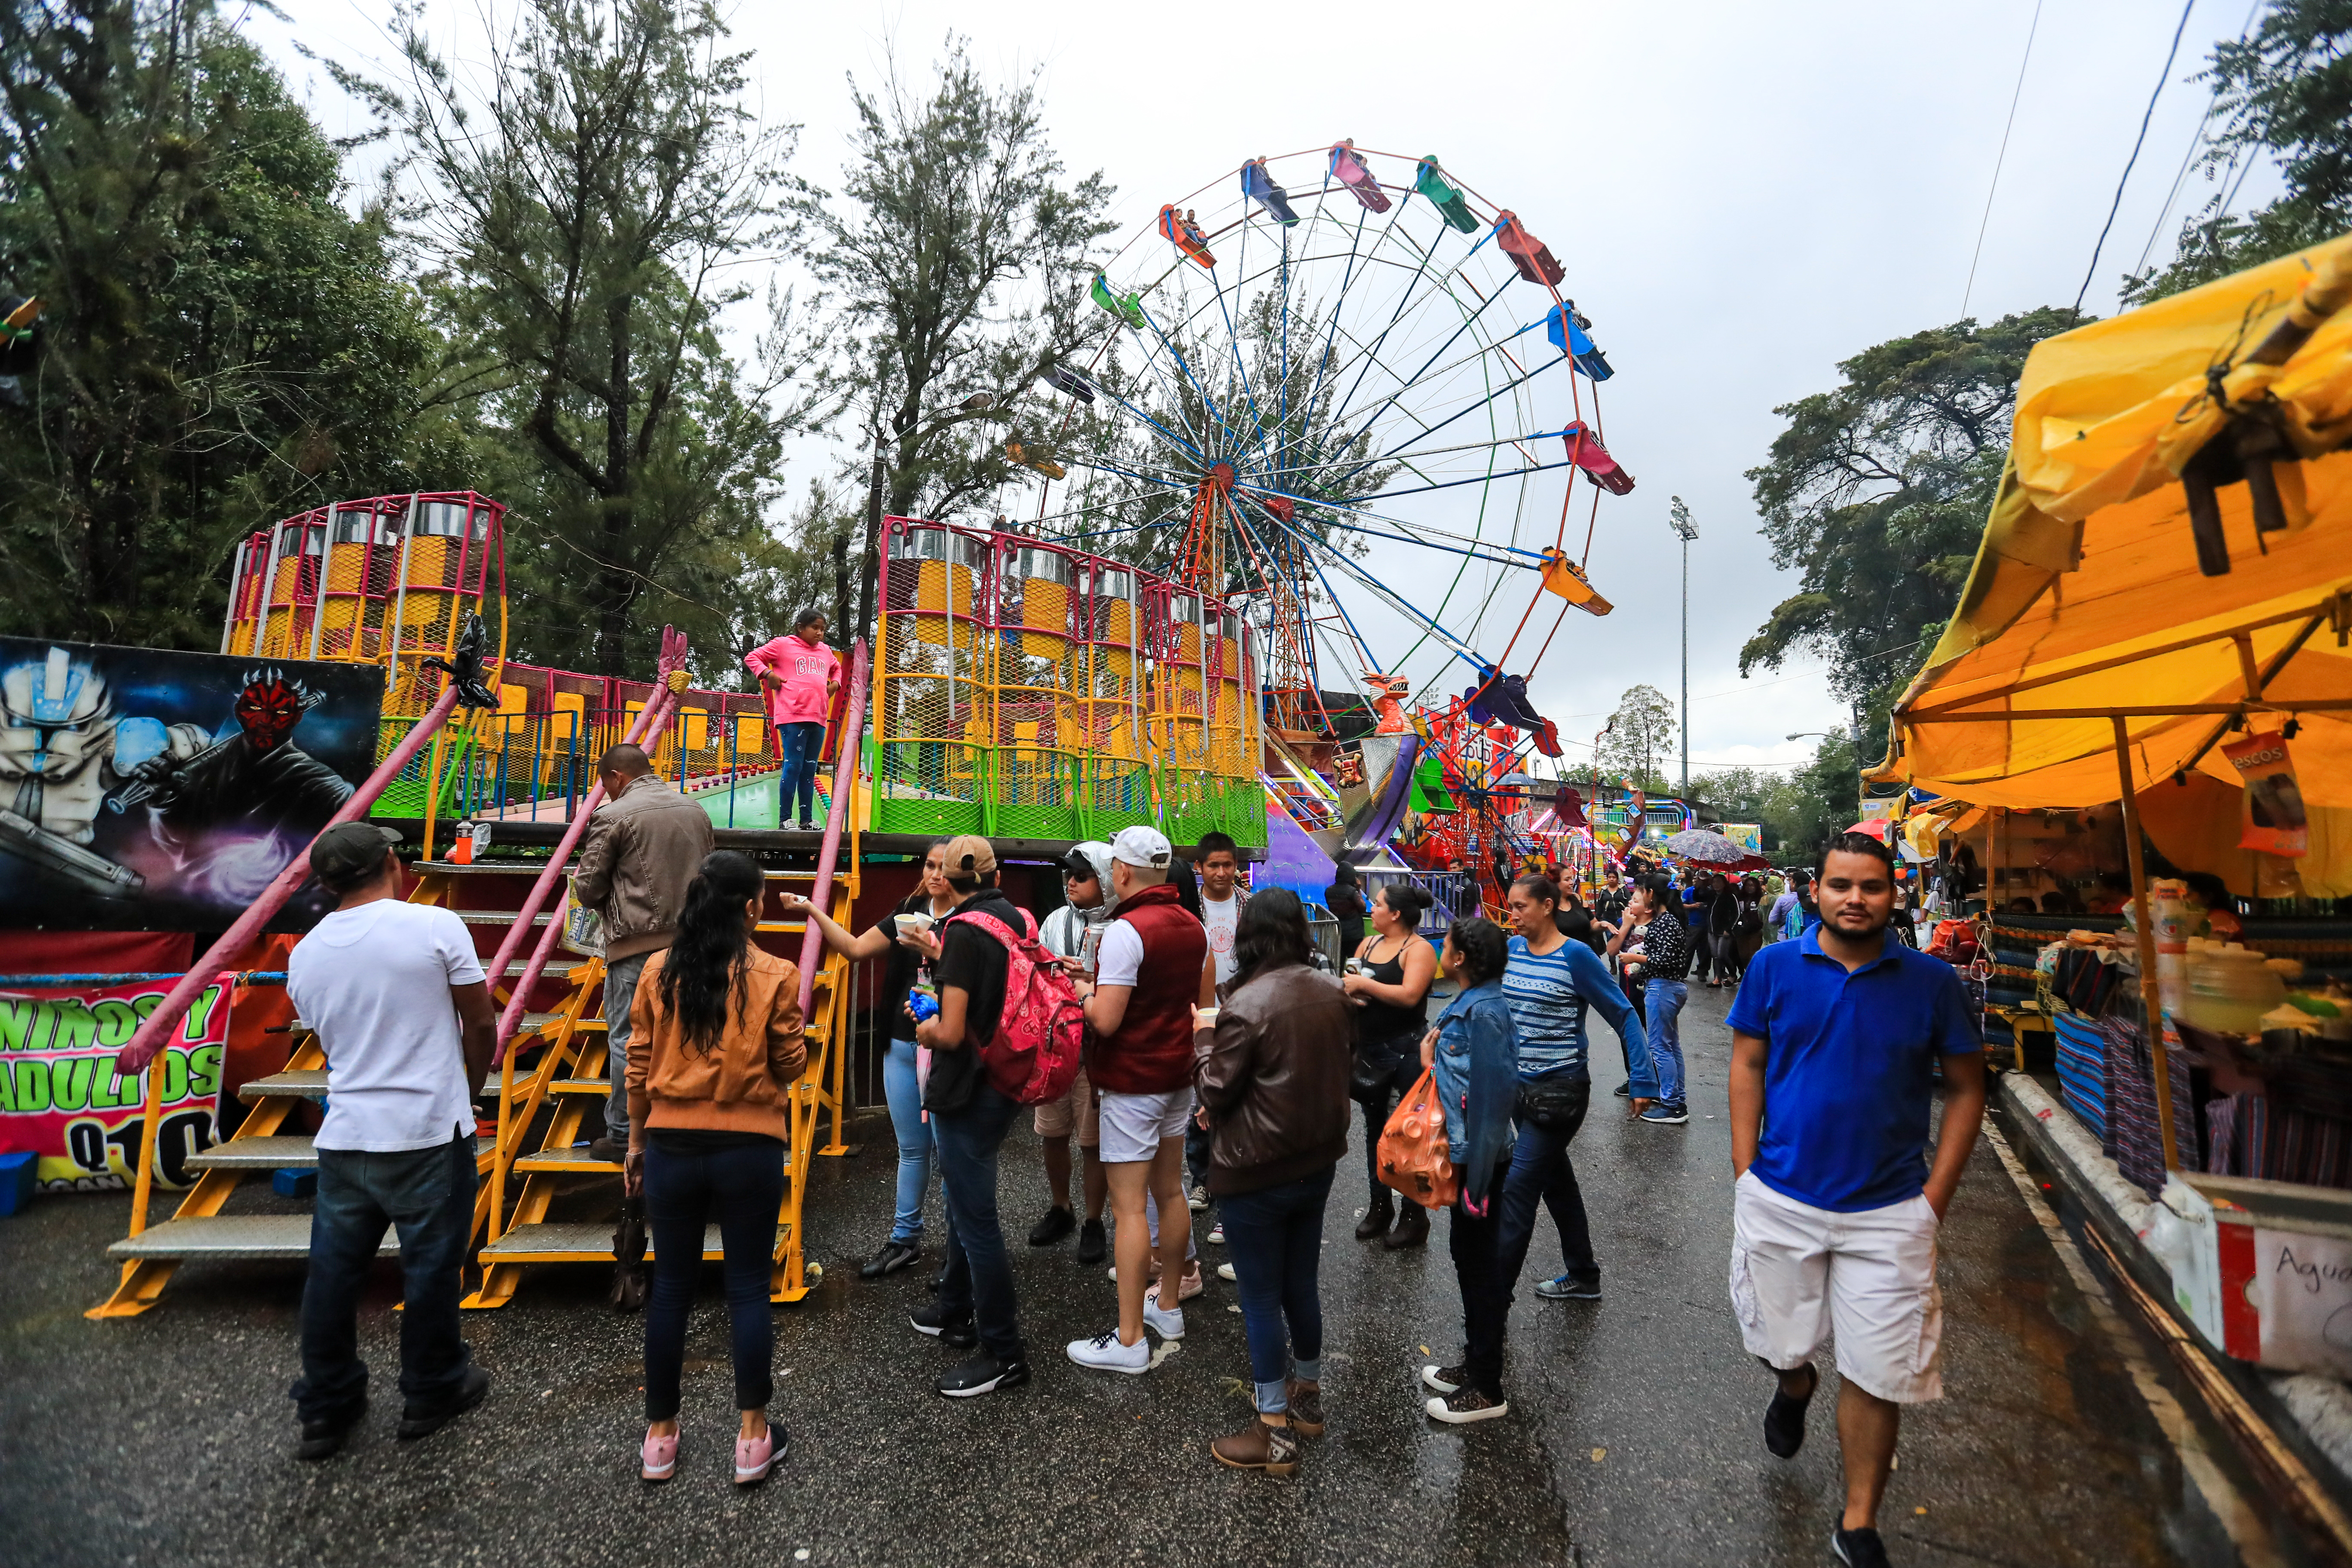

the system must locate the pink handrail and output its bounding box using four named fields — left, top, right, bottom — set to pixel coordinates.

left=490, top=625, right=690, bottom=1062
left=797, top=639, right=872, bottom=1017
